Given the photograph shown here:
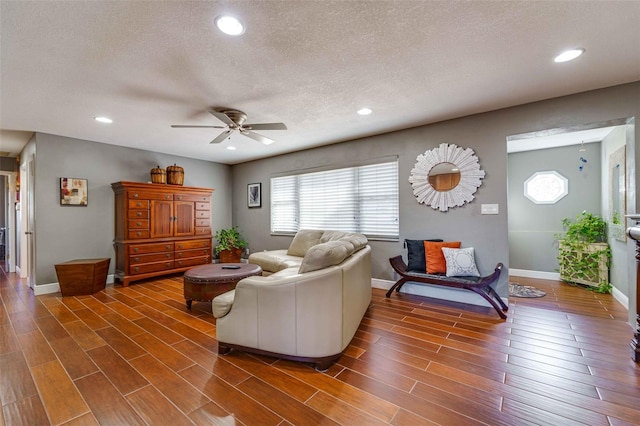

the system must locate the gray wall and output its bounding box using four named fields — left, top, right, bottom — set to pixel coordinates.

left=508, top=143, right=602, bottom=272
left=33, top=133, right=232, bottom=285
left=231, top=81, right=640, bottom=308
